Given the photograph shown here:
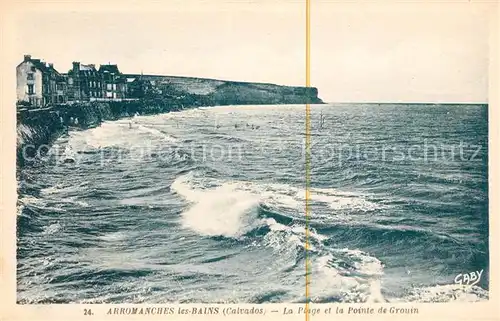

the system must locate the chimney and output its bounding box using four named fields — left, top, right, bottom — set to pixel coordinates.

left=48, top=63, right=54, bottom=68
left=24, top=54, right=31, bottom=62
left=72, top=61, right=80, bottom=72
